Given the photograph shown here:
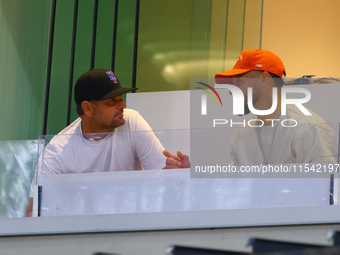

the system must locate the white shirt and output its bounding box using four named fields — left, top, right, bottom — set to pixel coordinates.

left=39, top=109, right=166, bottom=175
left=230, top=105, right=338, bottom=166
